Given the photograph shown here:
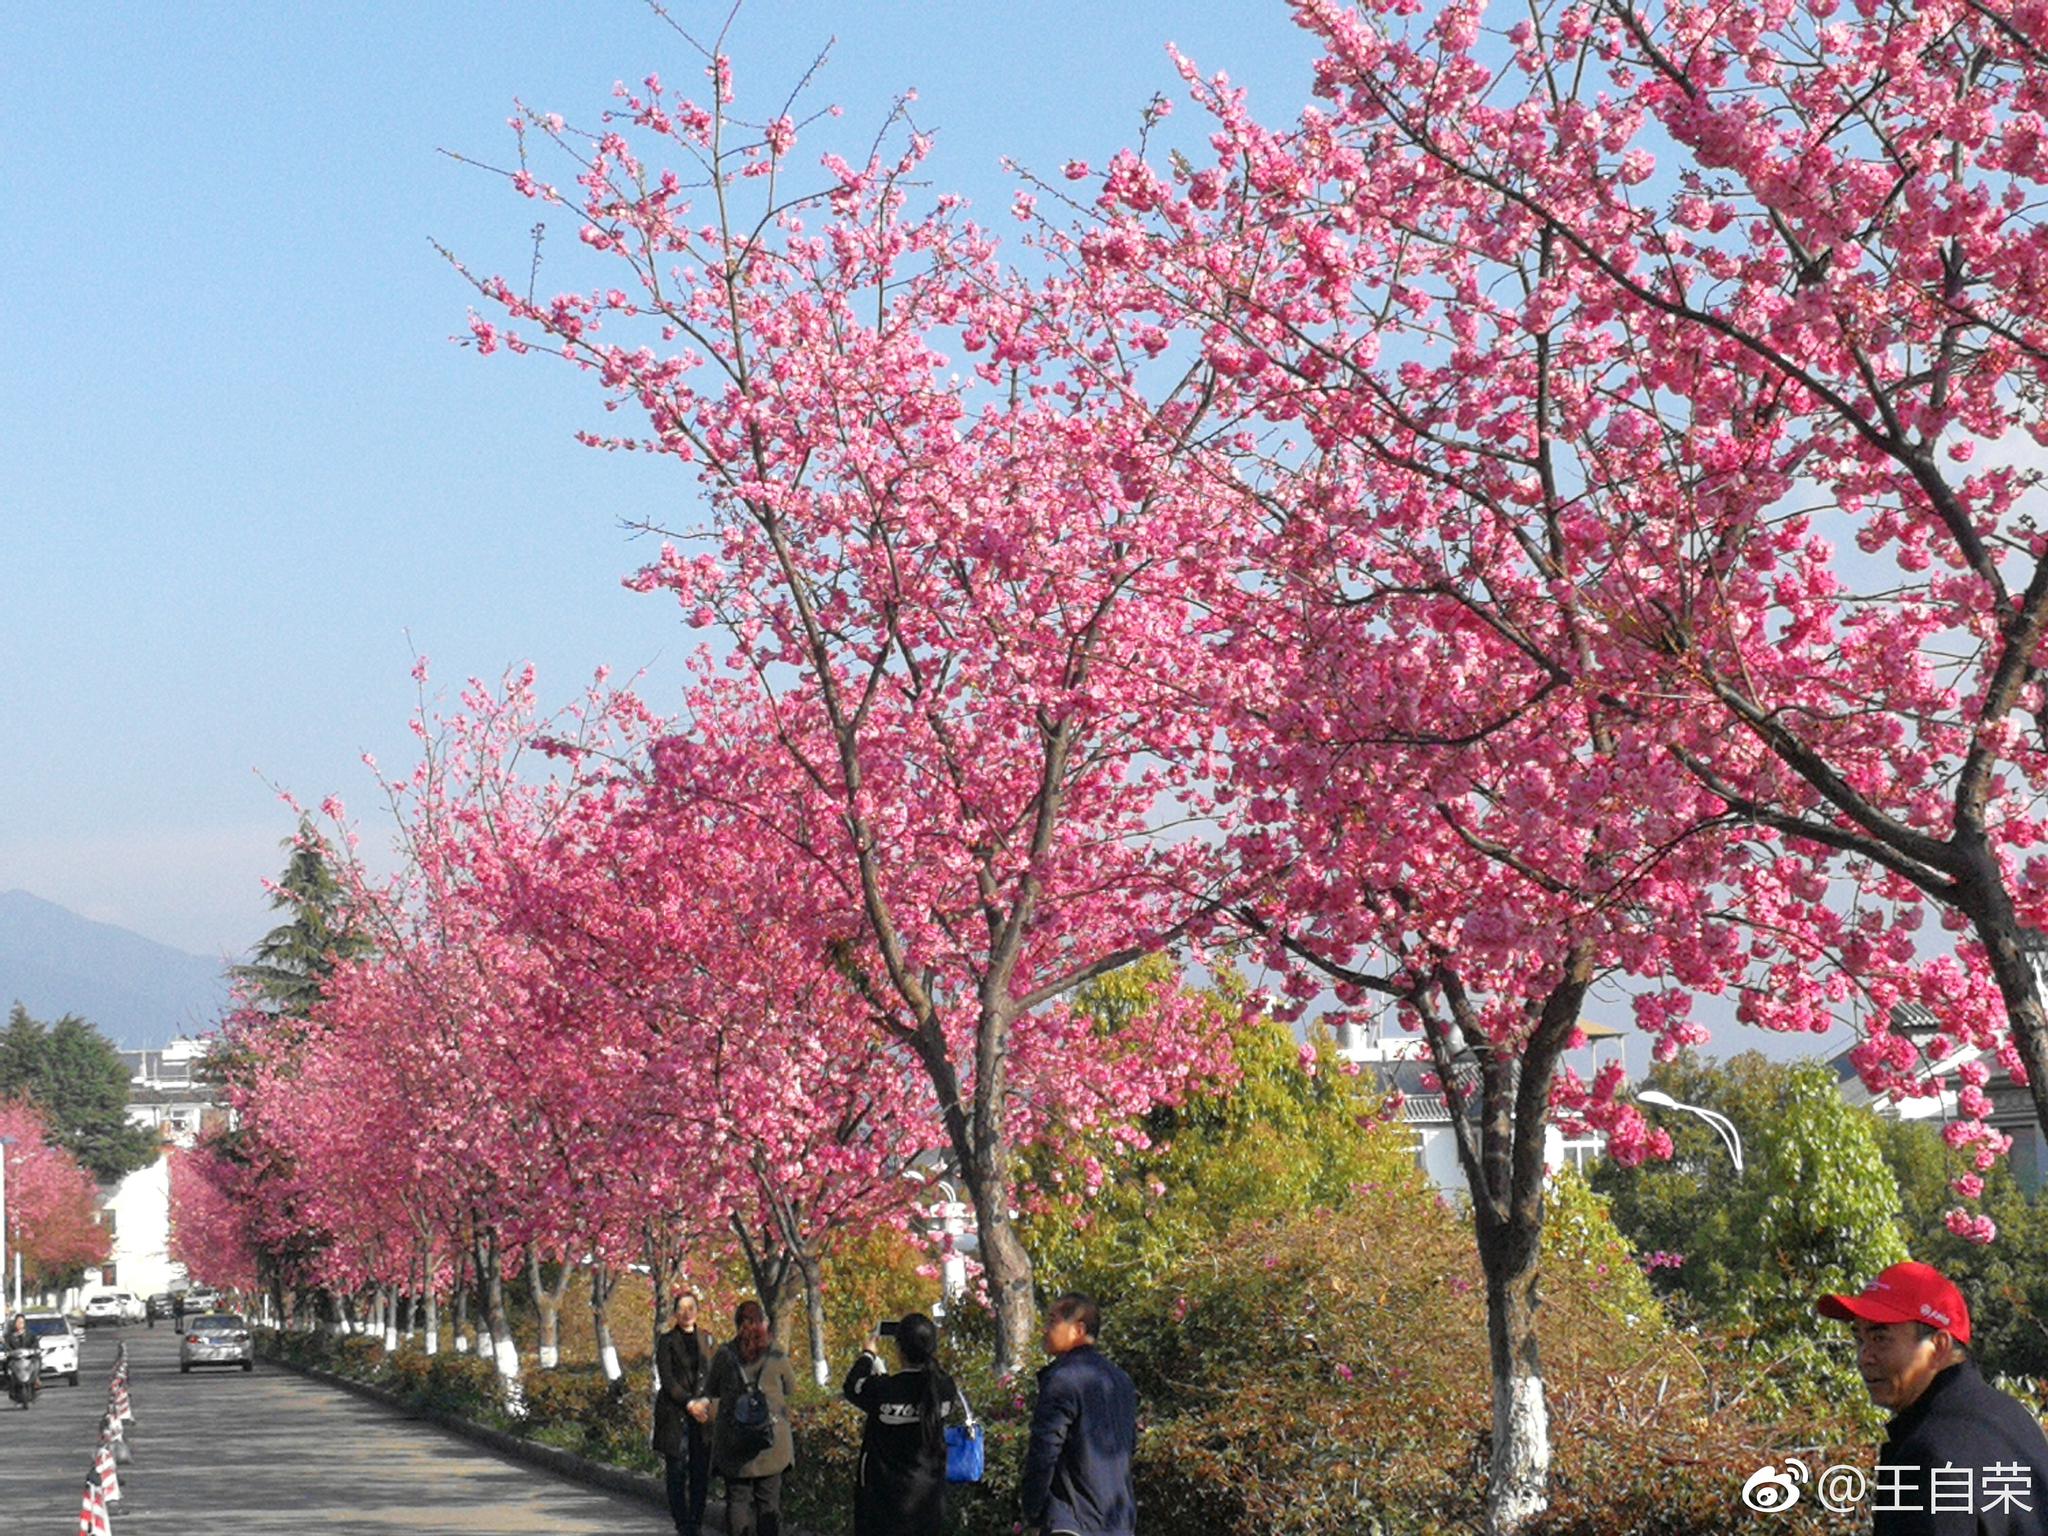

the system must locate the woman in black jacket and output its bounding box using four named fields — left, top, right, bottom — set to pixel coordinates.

left=842, top=1312, right=962, bottom=1536
left=652, top=1290, right=717, bottom=1536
